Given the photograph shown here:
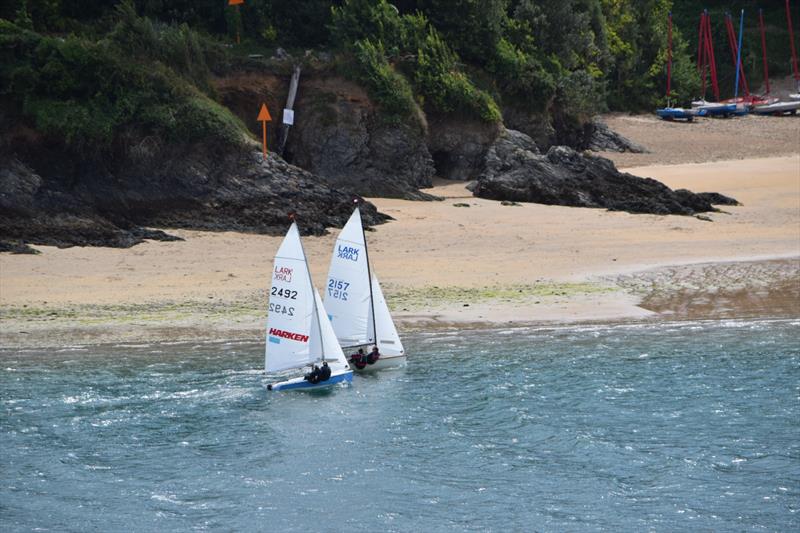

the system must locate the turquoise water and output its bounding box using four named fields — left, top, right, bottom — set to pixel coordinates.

left=2, top=319, right=799, bottom=531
